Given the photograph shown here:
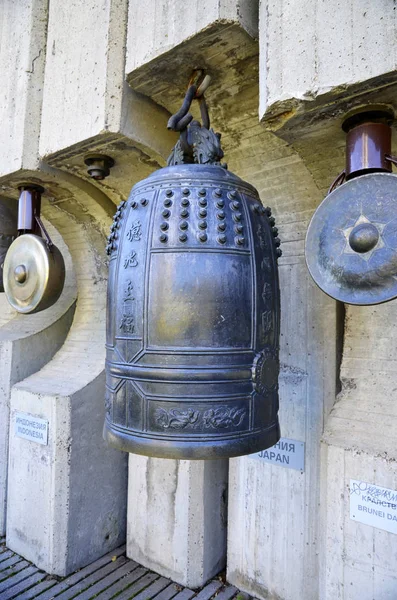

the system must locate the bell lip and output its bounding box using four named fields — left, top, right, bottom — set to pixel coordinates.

left=130, top=163, right=259, bottom=198
left=103, top=419, right=280, bottom=460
